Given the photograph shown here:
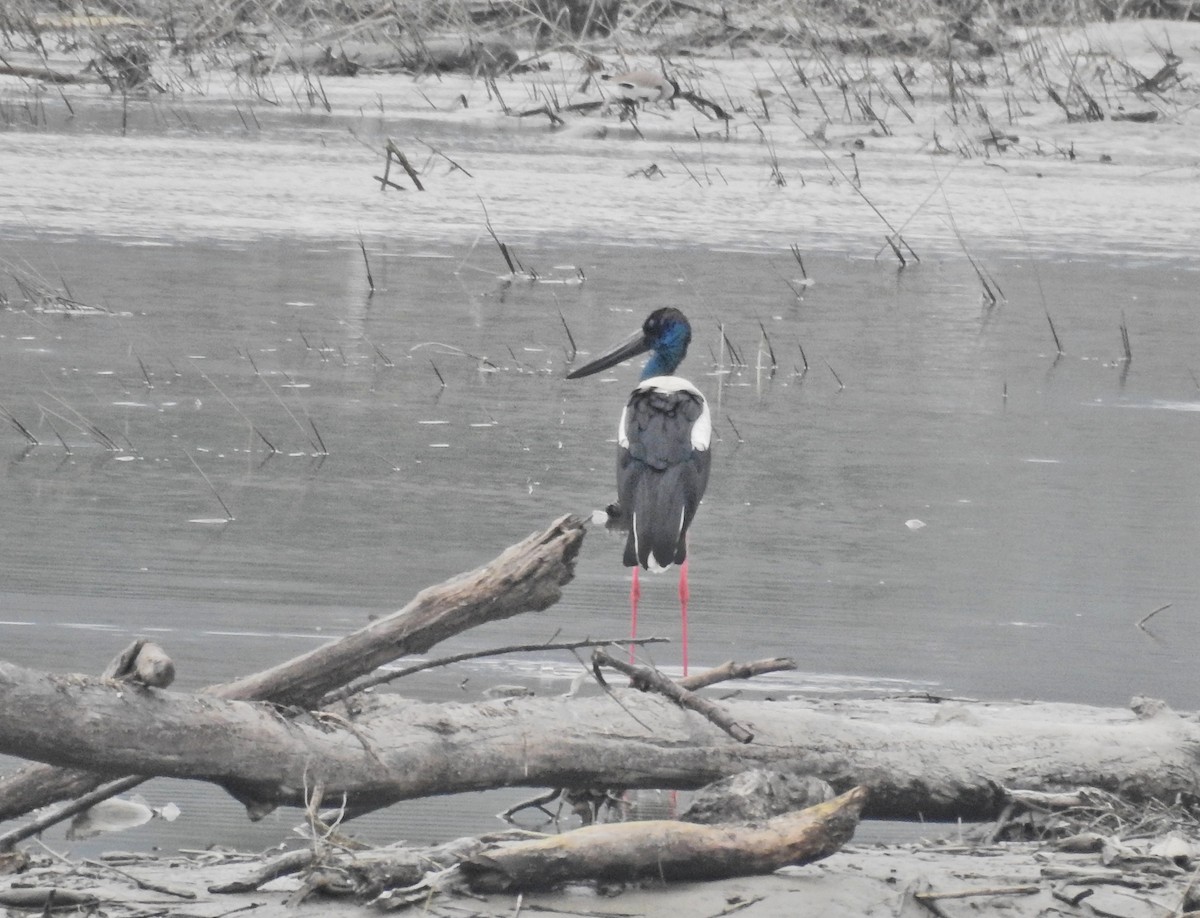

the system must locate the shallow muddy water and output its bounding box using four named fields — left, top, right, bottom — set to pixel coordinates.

left=1, top=59, right=1199, bottom=850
